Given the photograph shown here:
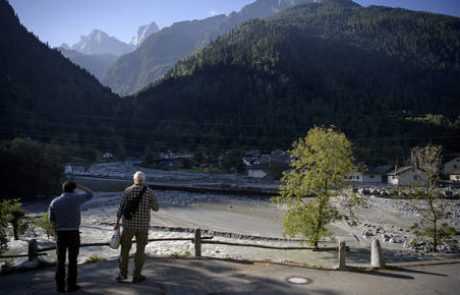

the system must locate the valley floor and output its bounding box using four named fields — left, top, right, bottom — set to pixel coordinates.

left=5, top=183, right=459, bottom=268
